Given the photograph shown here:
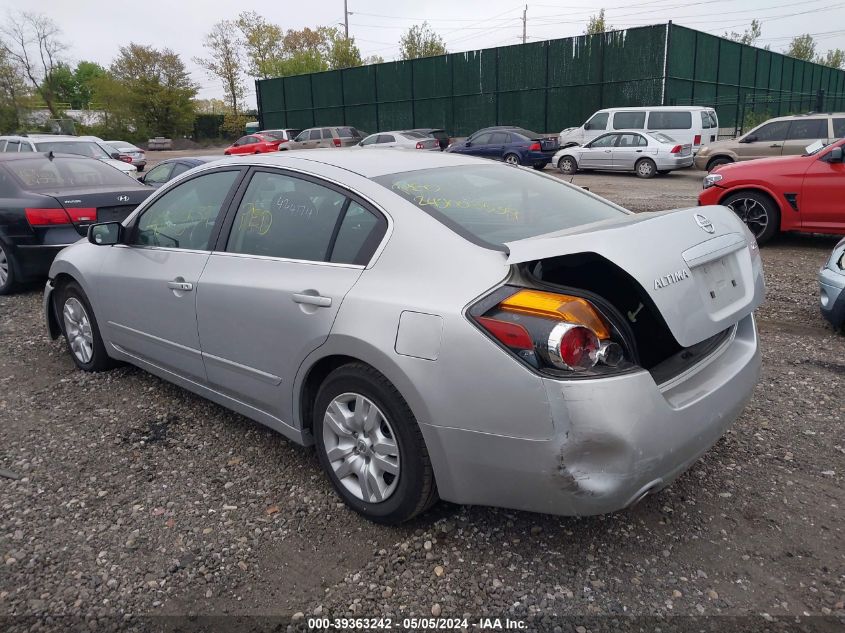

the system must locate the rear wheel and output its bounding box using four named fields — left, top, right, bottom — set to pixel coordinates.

left=635, top=158, right=657, bottom=178
left=558, top=156, right=577, bottom=175
left=504, top=153, right=521, bottom=166
left=0, top=242, right=17, bottom=295
left=532, top=163, right=546, bottom=171
left=137, top=165, right=145, bottom=172
left=56, top=281, right=117, bottom=372
left=313, top=363, right=437, bottom=524
left=706, top=157, right=732, bottom=172
left=721, top=191, right=780, bottom=244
